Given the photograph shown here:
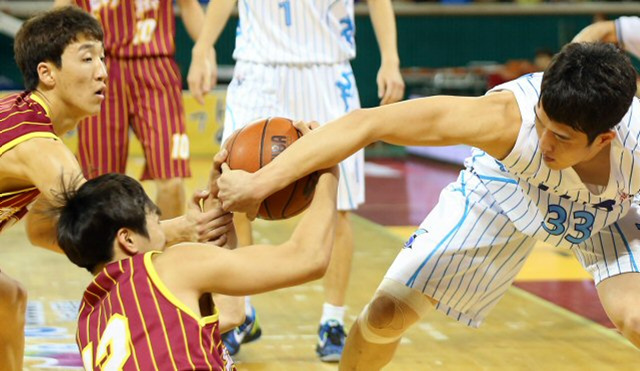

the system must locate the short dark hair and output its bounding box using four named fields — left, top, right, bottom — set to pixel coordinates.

left=14, top=6, right=103, bottom=91
left=55, top=174, right=159, bottom=273
left=541, top=42, right=637, bottom=144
